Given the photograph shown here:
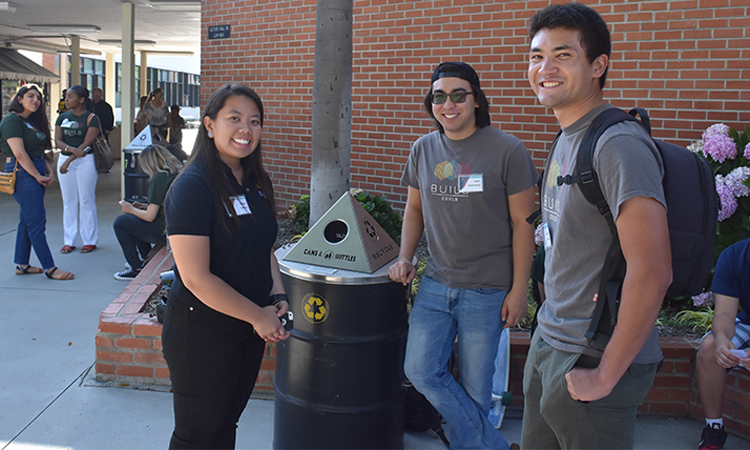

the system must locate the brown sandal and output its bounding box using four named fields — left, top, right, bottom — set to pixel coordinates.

left=15, top=265, right=44, bottom=275
left=60, top=245, right=76, bottom=254
left=80, top=245, right=97, bottom=253
left=45, top=267, right=75, bottom=280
